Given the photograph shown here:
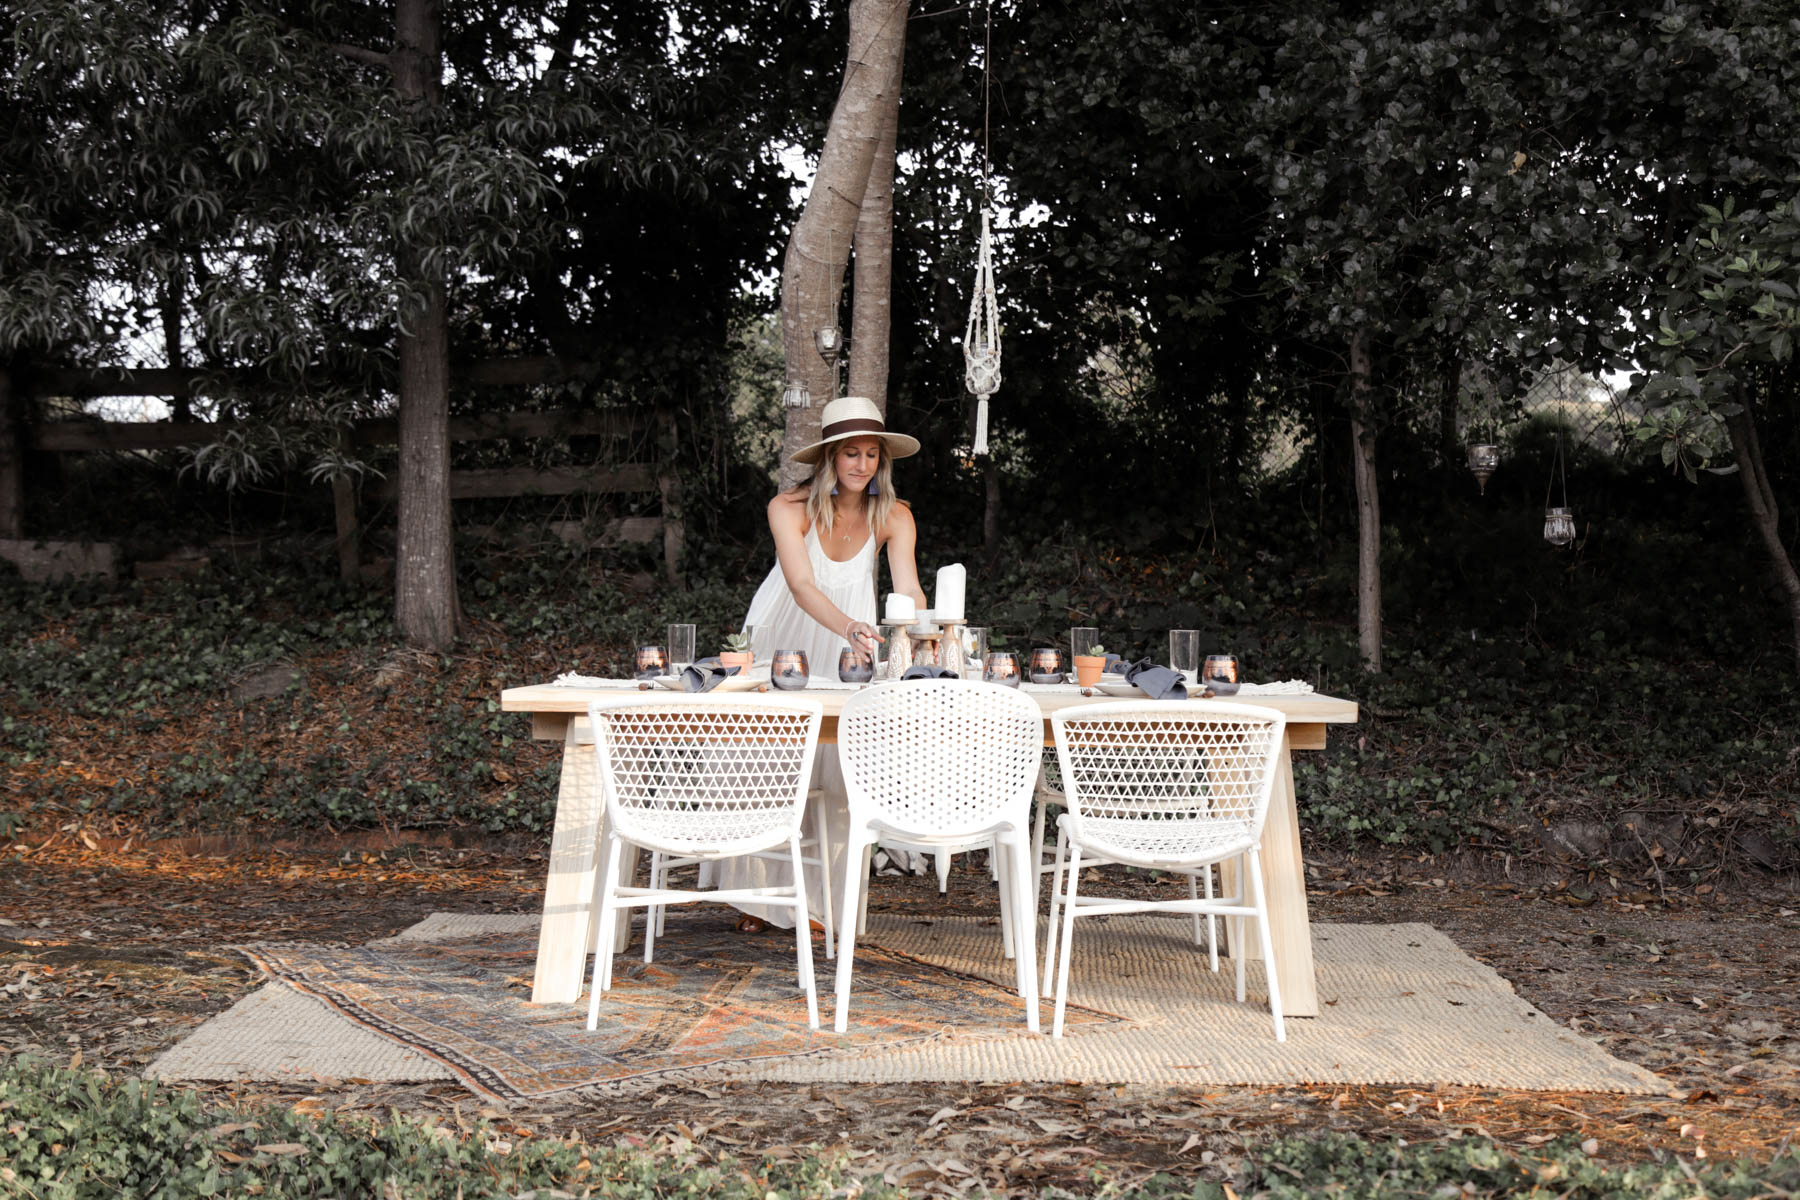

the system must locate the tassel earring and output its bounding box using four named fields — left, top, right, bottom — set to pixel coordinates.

left=830, top=485, right=839, bottom=496
left=866, top=480, right=879, bottom=495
